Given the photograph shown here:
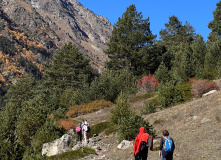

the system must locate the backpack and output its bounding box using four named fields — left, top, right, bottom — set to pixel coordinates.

left=163, top=136, right=174, bottom=152
left=75, top=126, right=81, bottom=133
left=84, top=124, right=90, bottom=132
left=141, top=136, right=152, bottom=150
